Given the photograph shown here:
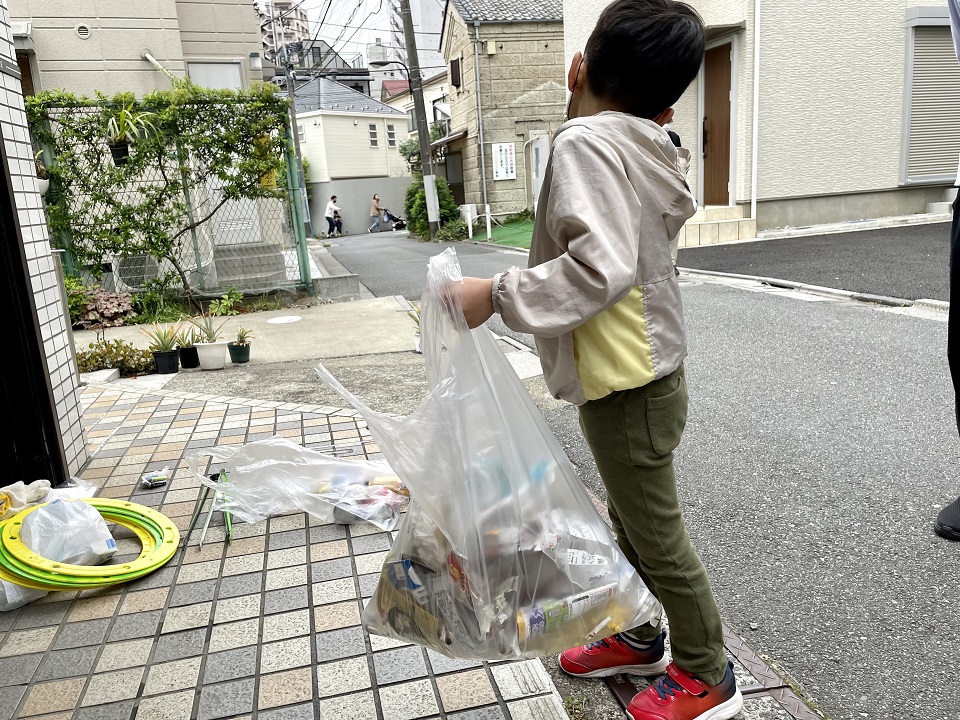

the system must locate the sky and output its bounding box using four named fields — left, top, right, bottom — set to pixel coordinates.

left=301, top=0, right=394, bottom=67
